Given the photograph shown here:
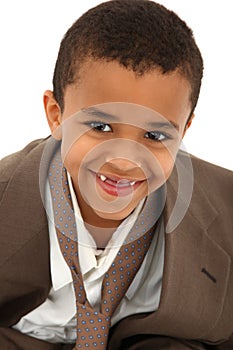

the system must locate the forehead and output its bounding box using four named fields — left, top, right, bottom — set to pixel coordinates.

left=63, top=60, right=192, bottom=128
